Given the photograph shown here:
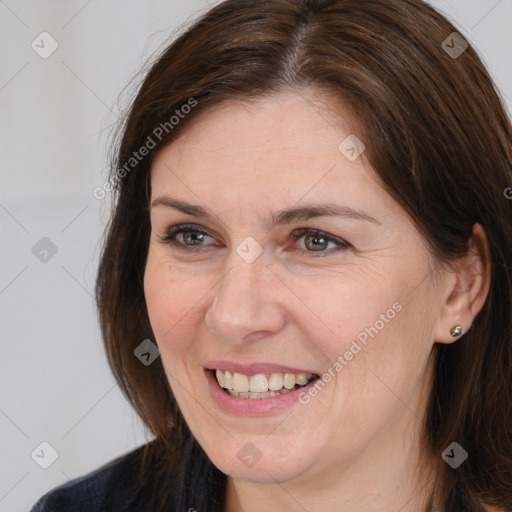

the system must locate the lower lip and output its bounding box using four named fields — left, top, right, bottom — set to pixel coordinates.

left=205, top=369, right=317, bottom=416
